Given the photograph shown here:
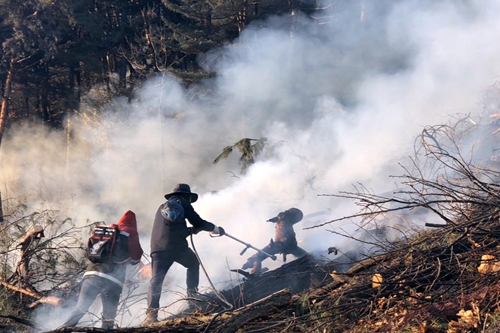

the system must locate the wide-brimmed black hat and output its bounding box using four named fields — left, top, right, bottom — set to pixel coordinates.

left=164, top=183, right=198, bottom=202
left=267, top=207, right=303, bottom=224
